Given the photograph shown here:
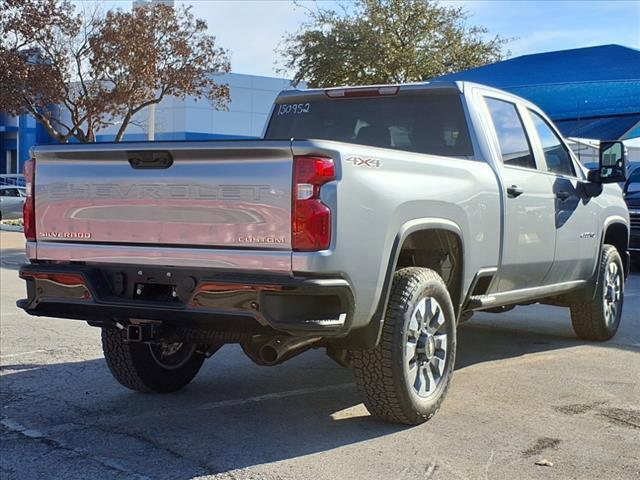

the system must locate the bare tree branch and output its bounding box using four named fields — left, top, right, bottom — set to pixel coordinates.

left=0, top=0, right=230, bottom=143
